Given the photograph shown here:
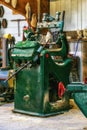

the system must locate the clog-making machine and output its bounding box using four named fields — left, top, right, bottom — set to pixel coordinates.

left=1, top=11, right=87, bottom=117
